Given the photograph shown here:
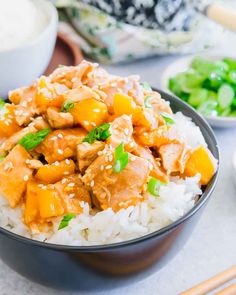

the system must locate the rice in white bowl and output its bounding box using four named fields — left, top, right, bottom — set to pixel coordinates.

left=0, top=112, right=210, bottom=245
